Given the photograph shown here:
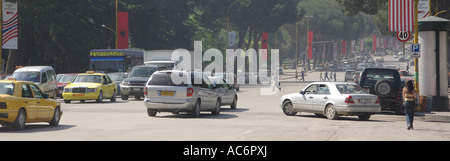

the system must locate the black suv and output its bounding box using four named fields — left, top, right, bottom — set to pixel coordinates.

left=358, top=68, right=403, bottom=114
